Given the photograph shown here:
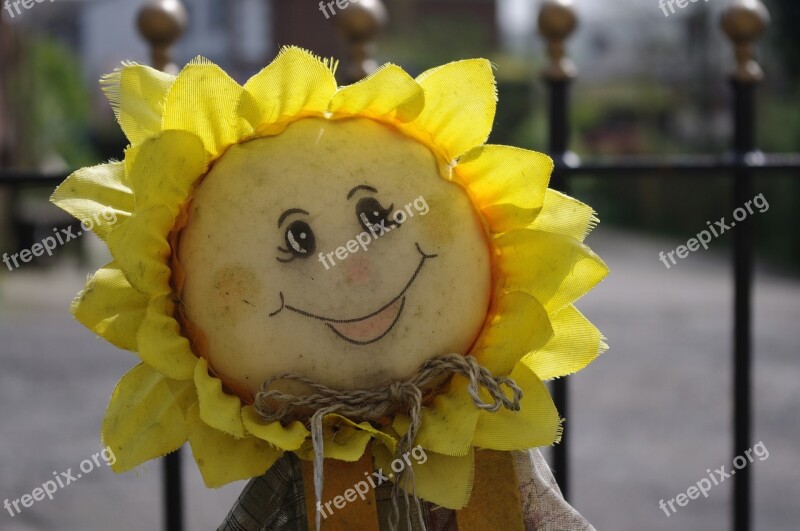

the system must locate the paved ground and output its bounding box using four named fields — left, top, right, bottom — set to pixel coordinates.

left=565, top=229, right=800, bottom=531
left=0, top=228, right=797, bottom=531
